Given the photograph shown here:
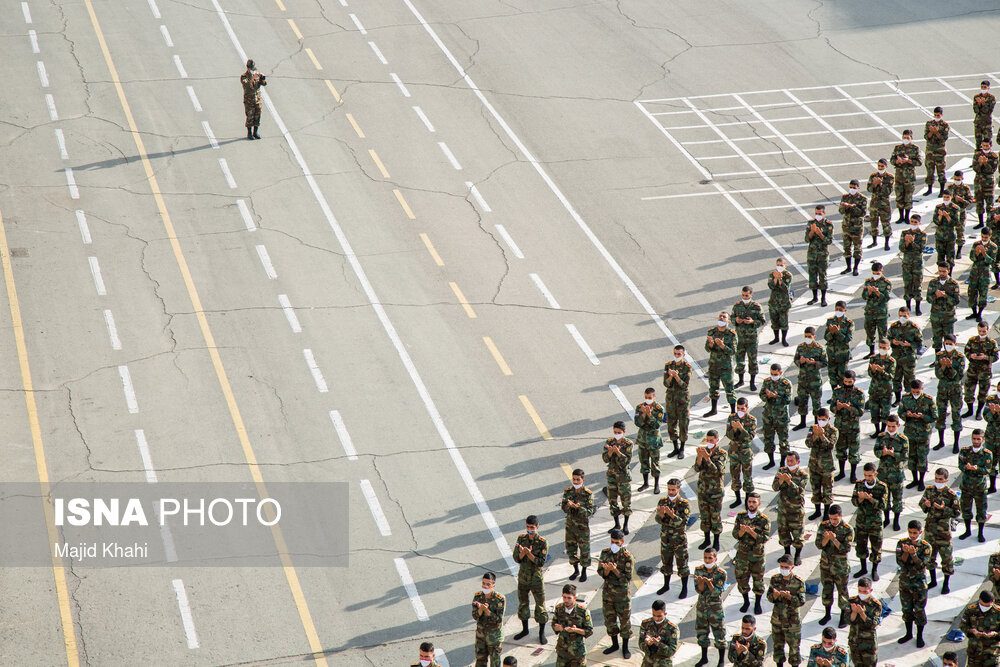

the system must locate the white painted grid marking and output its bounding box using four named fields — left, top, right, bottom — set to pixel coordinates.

left=186, top=85, right=202, bottom=112
left=147, top=0, right=161, bottom=19
left=54, top=129, right=68, bottom=159
left=172, top=579, right=199, bottom=648
left=438, top=142, right=462, bottom=170
left=529, top=273, right=560, bottom=309
left=607, top=384, right=633, bottom=418
left=173, top=54, right=187, bottom=78
left=884, top=81, right=974, bottom=148
left=394, top=558, right=429, bottom=621
left=277, top=294, right=301, bottom=332
left=134, top=429, right=156, bottom=483
left=201, top=121, right=218, bottom=149
left=236, top=199, right=255, bottom=231
left=103, top=309, right=121, bottom=350
left=160, top=24, right=173, bottom=47
left=329, top=410, right=358, bottom=460
left=255, top=245, right=277, bottom=279
left=390, top=72, right=410, bottom=97
left=36, top=61, right=48, bottom=87
left=160, top=522, right=178, bottom=563
left=565, top=324, right=599, bottom=365
left=467, top=182, right=491, bottom=213
left=413, top=105, right=435, bottom=132
left=118, top=365, right=139, bottom=413
left=494, top=224, right=522, bottom=258
left=368, top=41, right=388, bottom=64
left=349, top=13, right=366, bottom=34
left=75, top=210, right=91, bottom=244
left=21, top=2, right=31, bottom=23
left=29, top=30, right=39, bottom=53
left=218, top=158, right=237, bottom=188
left=360, top=479, right=391, bottom=536
left=88, top=256, right=106, bottom=295
left=338, top=0, right=347, bottom=6
left=65, top=167, right=79, bottom=199
left=303, top=349, right=328, bottom=393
